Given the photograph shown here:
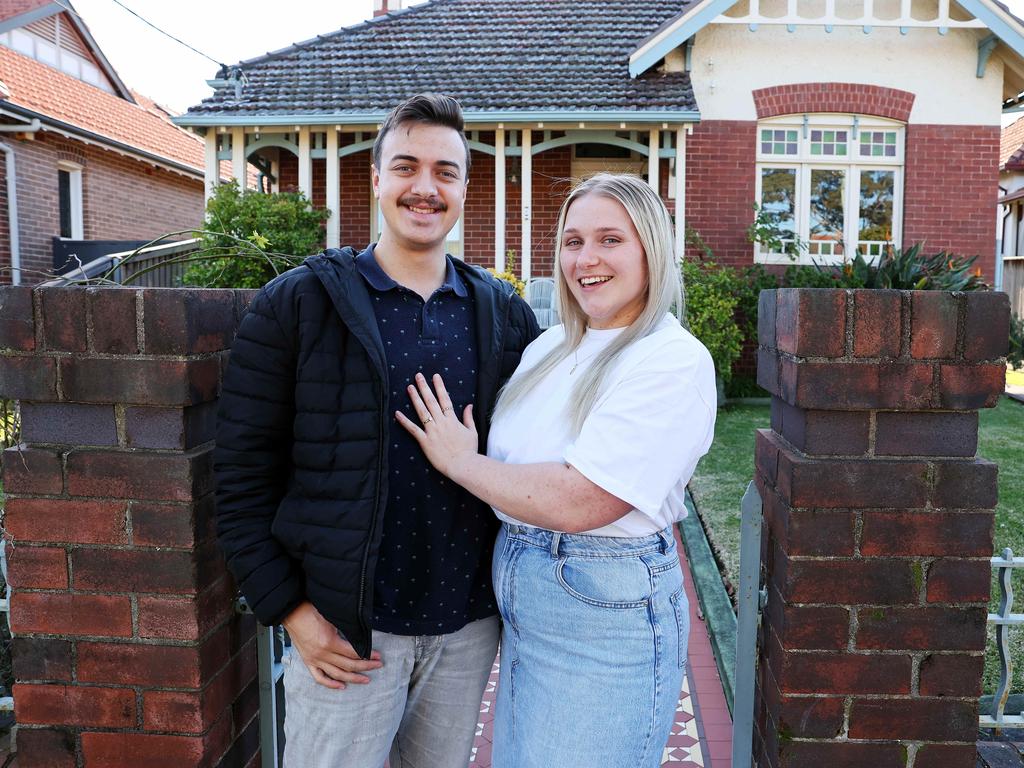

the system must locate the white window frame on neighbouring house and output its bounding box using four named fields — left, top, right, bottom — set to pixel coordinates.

left=57, top=161, right=83, bottom=240
left=754, top=114, right=905, bottom=266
